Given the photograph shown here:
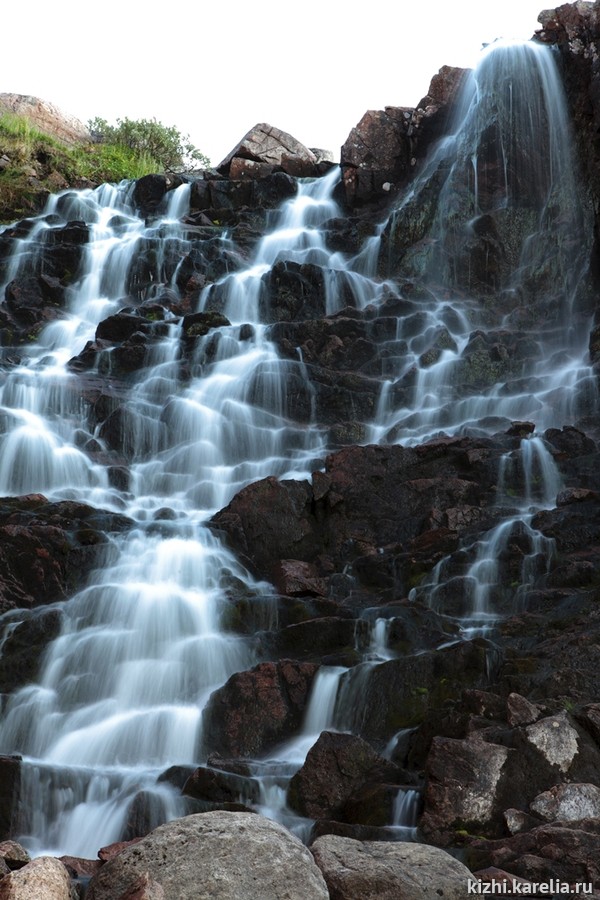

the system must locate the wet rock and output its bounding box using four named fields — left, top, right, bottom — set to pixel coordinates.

left=0, top=759, right=21, bottom=842
left=181, top=766, right=260, bottom=806
left=202, top=660, right=318, bottom=757
left=87, top=812, right=329, bottom=900
left=211, top=439, right=499, bottom=592
left=329, top=639, right=493, bottom=743
left=0, top=496, right=130, bottom=613
left=260, top=260, right=329, bottom=322
left=133, top=175, right=167, bottom=217
left=311, top=836, right=473, bottom=900
left=0, top=608, right=63, bottom=692
left=287, top=731, right=400, bottom=820
left=266, top=616, right=355, bottom=662
left=0, top=855, right=71, bottom=899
